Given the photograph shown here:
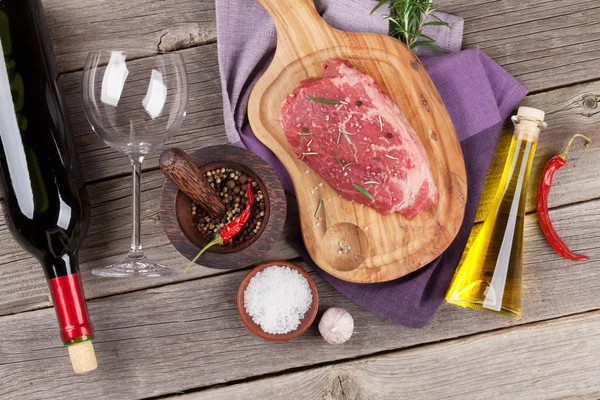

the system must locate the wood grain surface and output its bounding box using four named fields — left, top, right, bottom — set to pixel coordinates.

left=181, top=311, right=600, bottom=400
left=249, top=0, right=467, bottom=283
left=1, top=198, right=598, bottom=398
left=443, top=0, right=600, bottom=92
left=42, top=0, right=217, bottom=73
left=42, top=0, right=600, bottom=93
